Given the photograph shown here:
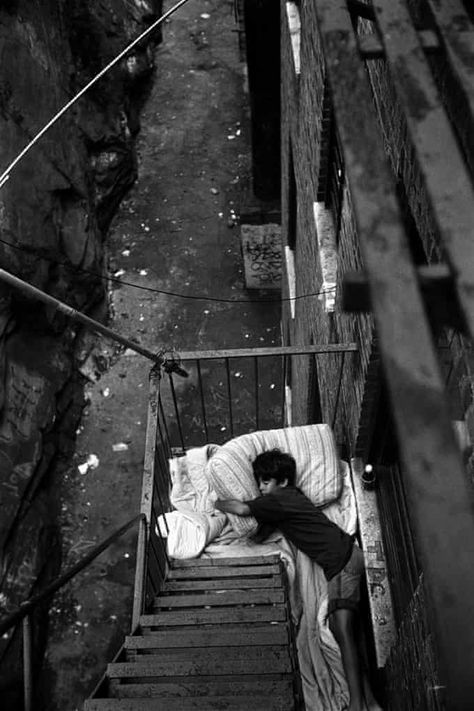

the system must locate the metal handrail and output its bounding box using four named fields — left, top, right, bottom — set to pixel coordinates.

left=0, top=513, right=144, bottom=637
